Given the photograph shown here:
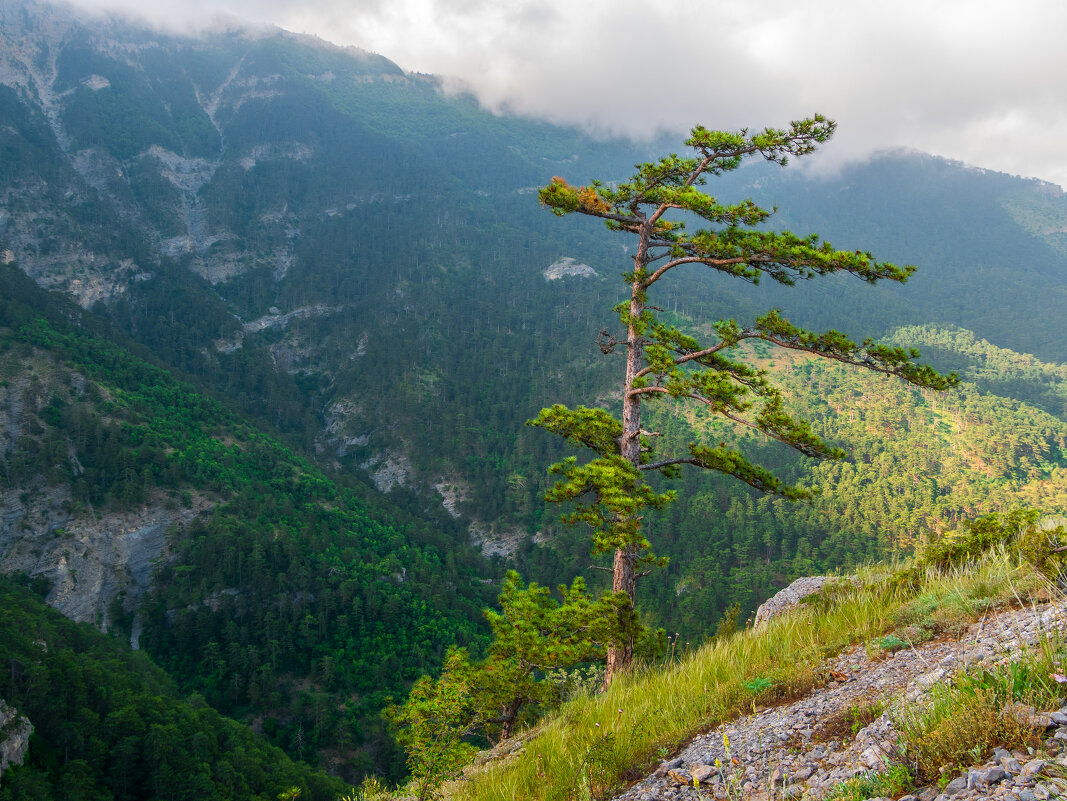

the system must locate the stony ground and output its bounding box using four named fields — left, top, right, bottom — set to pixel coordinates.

left=615, top=601, right=1067, bottom=801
